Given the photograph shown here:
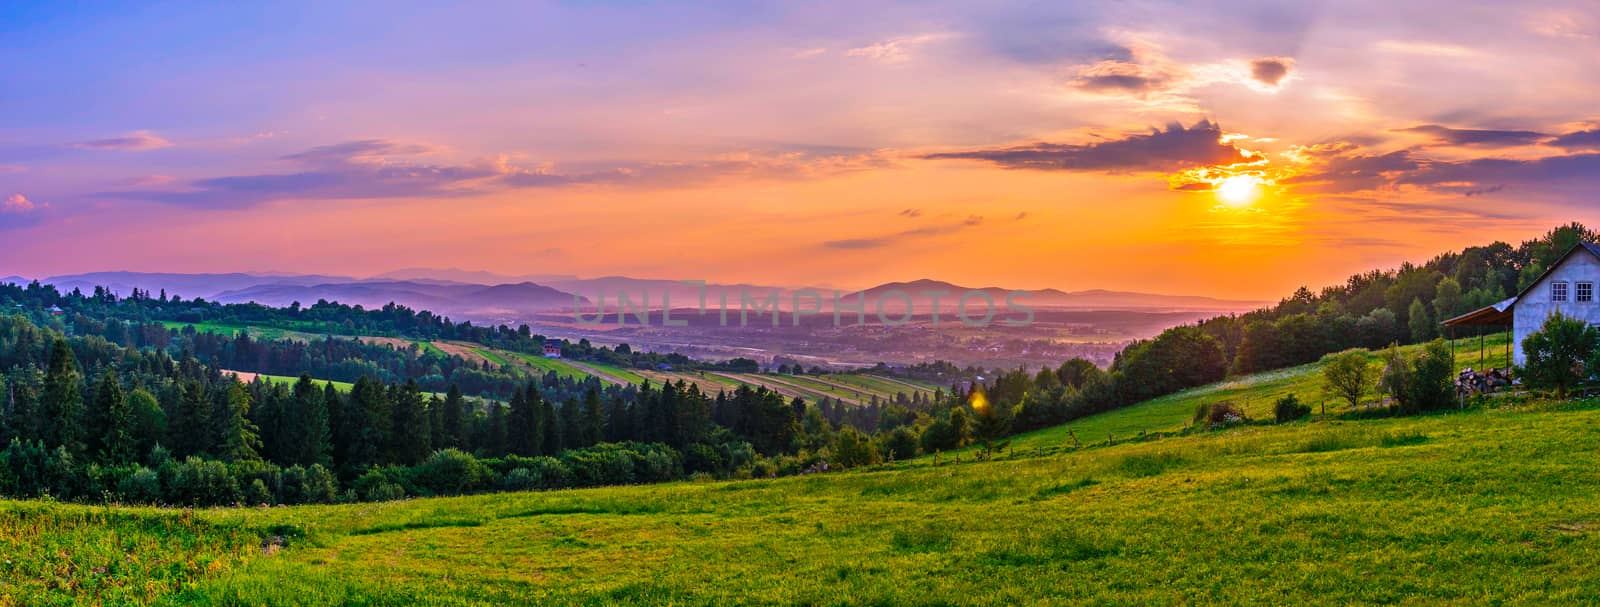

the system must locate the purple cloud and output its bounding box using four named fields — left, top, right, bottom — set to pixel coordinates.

left=923, top=120, right=1249, bottom=172
left=69, top=131, right=173, bottom=151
